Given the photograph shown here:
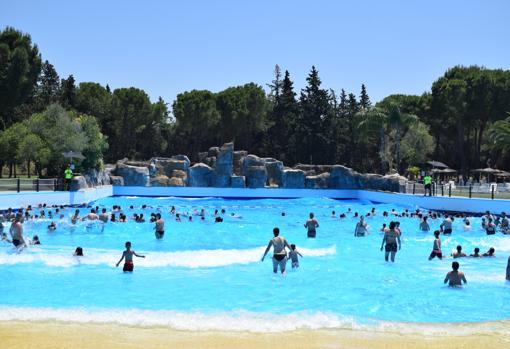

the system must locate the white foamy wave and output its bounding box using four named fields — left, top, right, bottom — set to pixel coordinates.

left=0, top=306, right=508, bottom=335
left=0, top=245, right=336, bottom=268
